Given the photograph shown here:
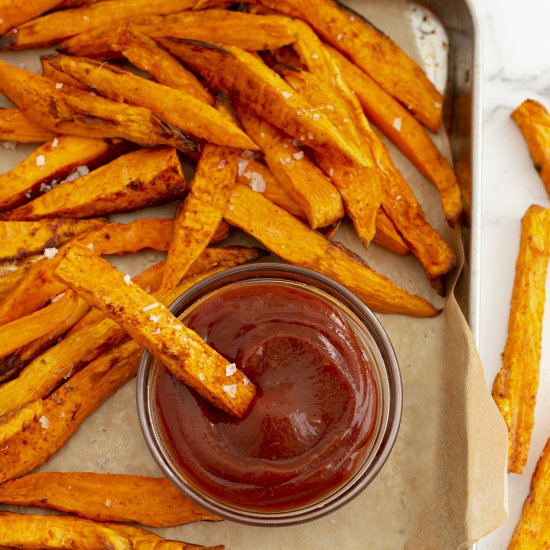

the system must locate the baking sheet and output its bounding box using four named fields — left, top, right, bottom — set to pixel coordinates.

left=0, top=1, right=508, bottom=548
